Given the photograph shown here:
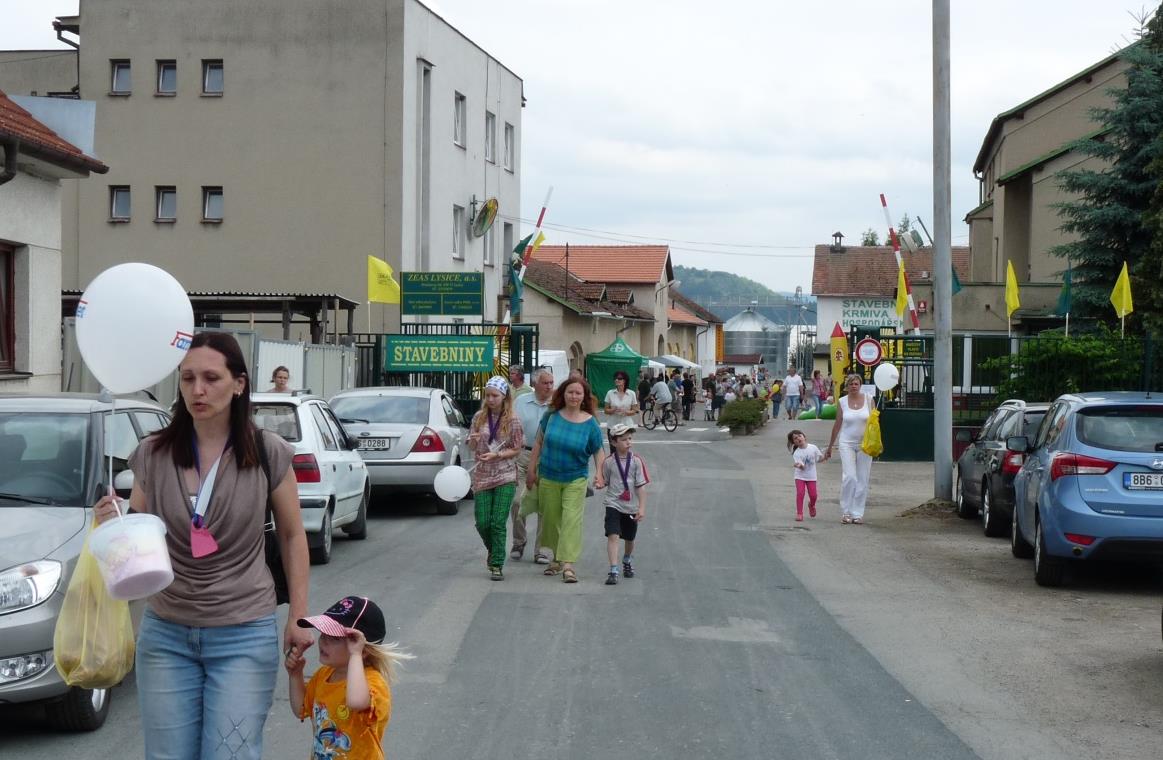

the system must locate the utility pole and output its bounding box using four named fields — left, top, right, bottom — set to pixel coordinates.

left=932, top=0, right=953, bottom=499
